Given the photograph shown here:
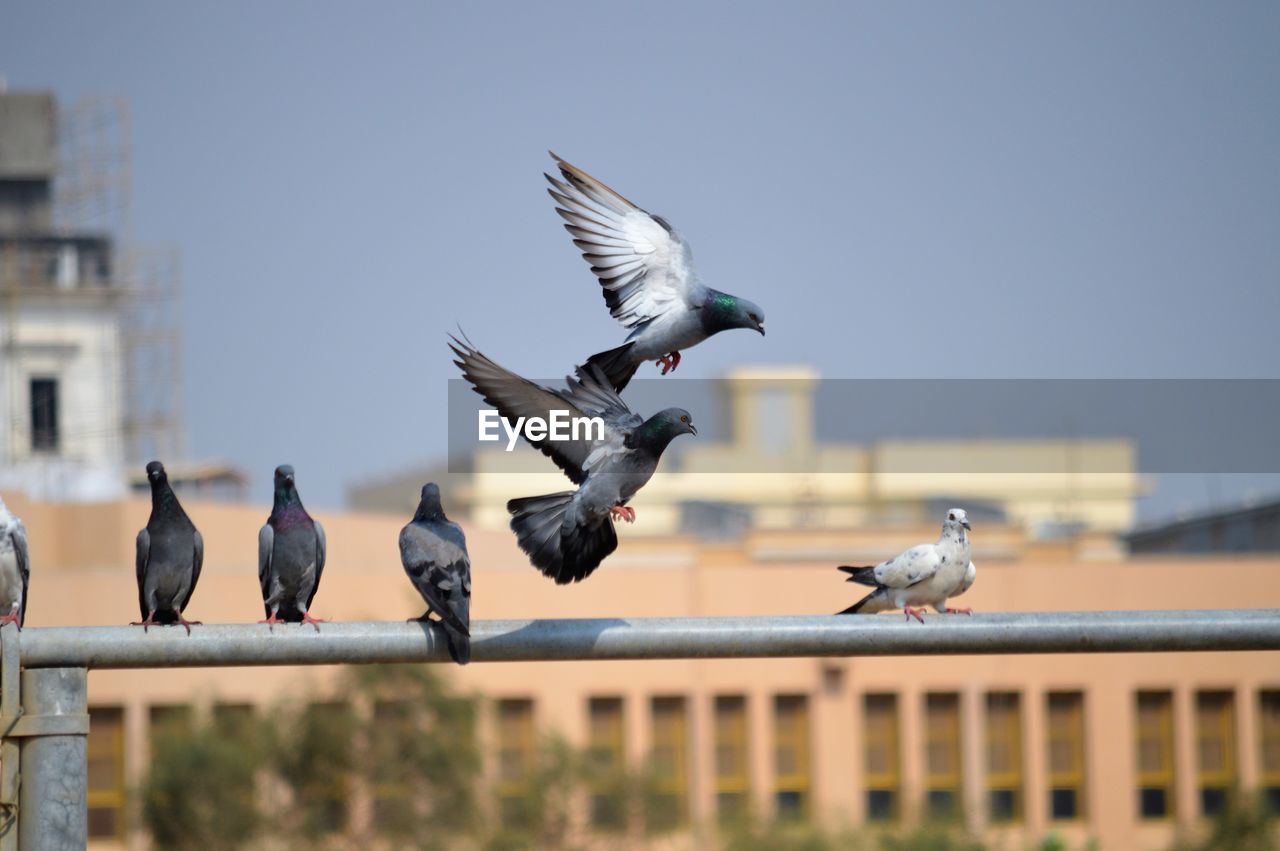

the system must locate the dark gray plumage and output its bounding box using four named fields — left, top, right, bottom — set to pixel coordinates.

left=451, top=335, right=696, bottom=583
left=399, top=483, right=471, bottom=665
left=259, top=465, right=327, bottom=630
left=0, top=497, right=30, bottom=628
left=133, top=461, right=203, bottom=633
left=546, top=152, right=765, bottom=391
